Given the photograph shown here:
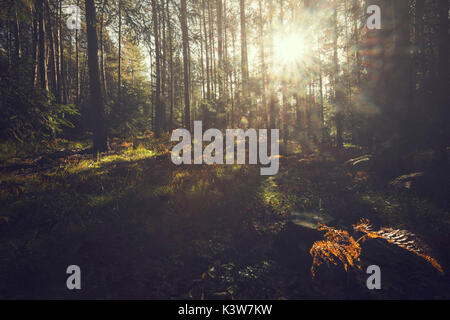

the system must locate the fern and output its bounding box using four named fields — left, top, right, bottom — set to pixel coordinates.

left=310, top=224, right=362, bottom=278
left=310, top=218, right=444, bottom=278
left=353, top=218, right=444, bottom=275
